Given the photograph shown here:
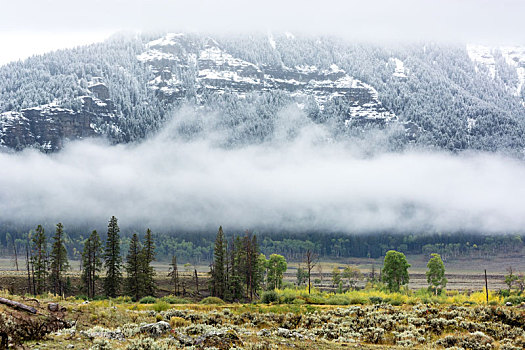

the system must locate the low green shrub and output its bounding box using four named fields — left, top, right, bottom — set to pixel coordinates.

left=261, top=291, right=279, bottom=304
left=292, top=298, right=306, bottom=305
left=369, top=296, right=383, bottom=304
left=161, top=295, right=191, bottom=304
left=325, top=295, right=350, bottom=305
left=199, top=296, right=226, bottom=305
left=139, top=296, right=157, bottom=304
left=305, top=294, right=326, bottom=305
left=347, top=295, right=368, bottom=305
left=151, top=301, right=170, bottom=312
left=505, top=296, right=525, bottom=305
